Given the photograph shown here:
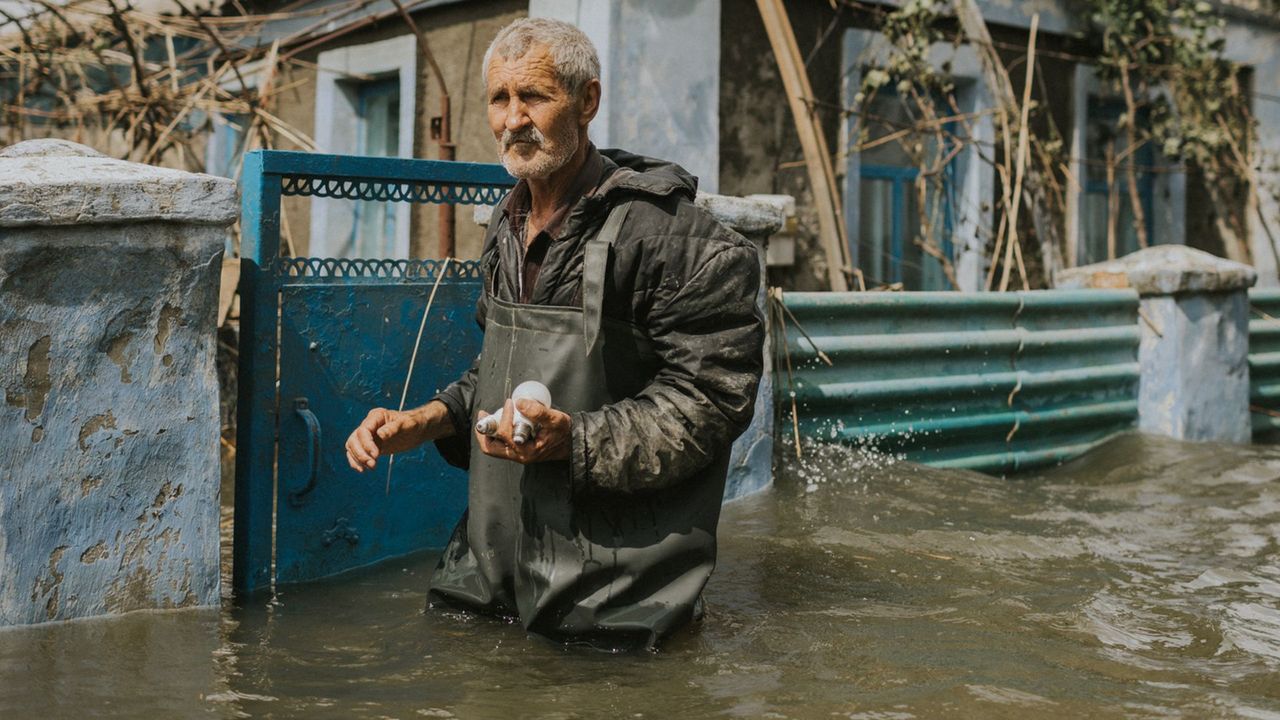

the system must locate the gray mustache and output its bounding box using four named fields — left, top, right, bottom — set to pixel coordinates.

left=502, top=127, right=544, bottom=150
